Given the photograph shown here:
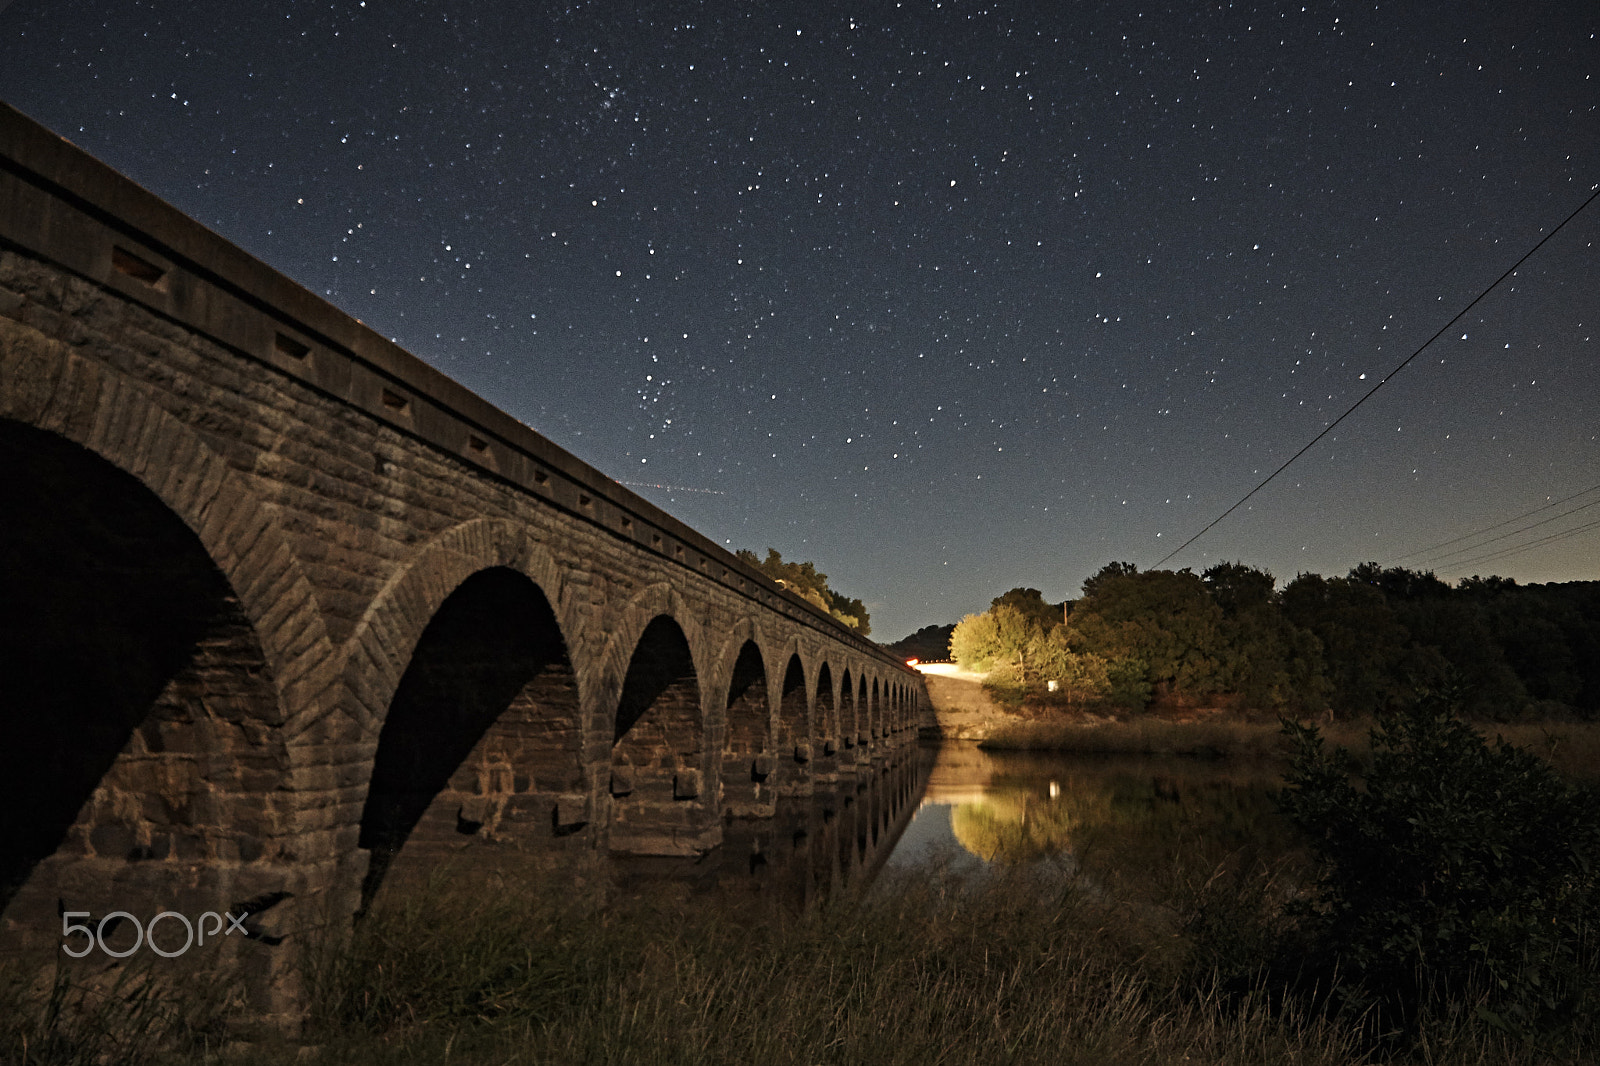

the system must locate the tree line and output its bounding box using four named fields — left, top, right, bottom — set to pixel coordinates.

left=736, top=548, right=871, bottom=636
left=945, top=562, right=1600, bottom=719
